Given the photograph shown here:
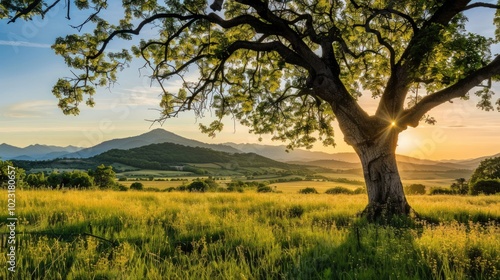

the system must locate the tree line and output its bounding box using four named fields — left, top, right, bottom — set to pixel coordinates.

left=1, top=160, right=116, bottom=189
